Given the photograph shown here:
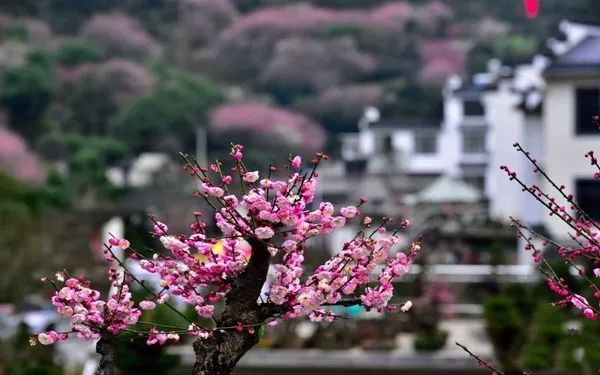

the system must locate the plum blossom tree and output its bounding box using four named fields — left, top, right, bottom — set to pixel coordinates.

left=501, top=142, right=600, bottom=322
left=209, top=102, right=326, bottom=160
left=34, top=145, right=417, bottom=375
left=80, top=13, right=162, bottom=60
left=458, top=119, right=600, bottom=373
left=178, top=0, right=237, bottom=48
left=0, top=127, right=46, bottom=183
left=259, top=37, right=374, bottom=104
